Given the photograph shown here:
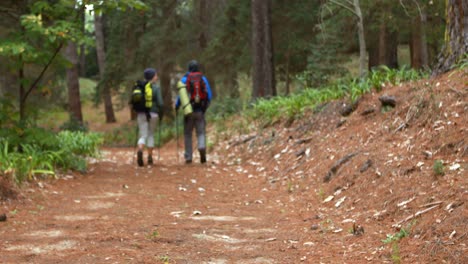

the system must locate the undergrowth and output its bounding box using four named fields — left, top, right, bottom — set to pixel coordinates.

left=382, top=225, right=412, bottom=264
left=247, top=66, right=428, bottom=127
left=0, top=122, right=103, bottom=185
left=102, top=119, right=180, bottom=147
